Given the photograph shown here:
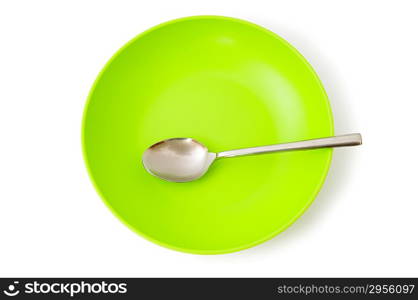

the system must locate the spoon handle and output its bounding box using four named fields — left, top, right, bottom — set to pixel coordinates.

left=217, top=133, right=362, bottom=158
